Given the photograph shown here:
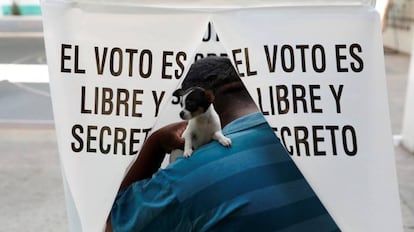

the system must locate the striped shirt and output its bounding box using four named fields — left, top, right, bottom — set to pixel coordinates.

left=111, top=112, right=339, bottom=232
